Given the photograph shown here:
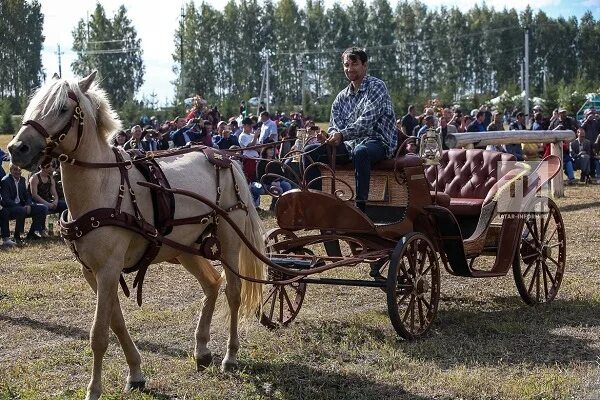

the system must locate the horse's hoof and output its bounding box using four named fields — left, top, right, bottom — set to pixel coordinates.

left=221, top=360, right=238, bottom=372
left=124, top=380, right=146, bottom=392
left=196, top=353, right=213, bottom=371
